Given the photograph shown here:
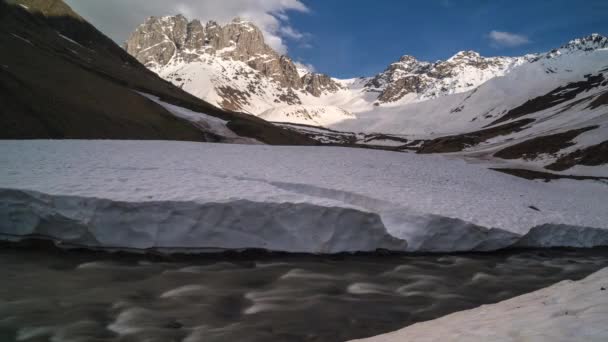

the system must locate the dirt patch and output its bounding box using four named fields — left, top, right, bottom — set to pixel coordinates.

left=217, top=86, right=251, bottom=112
left=418, top=118, right=535, bottom=153
left=587, top=90, right=608, bottom=110
left=546, top=140, right=608, bottom=171
left=488, top=73, right=606, bottom=126
left=493, top=126, right=599, bottom=160
left=226, top=119, right=317, bottom=145
left=491, top=168, right=608, bottom=182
